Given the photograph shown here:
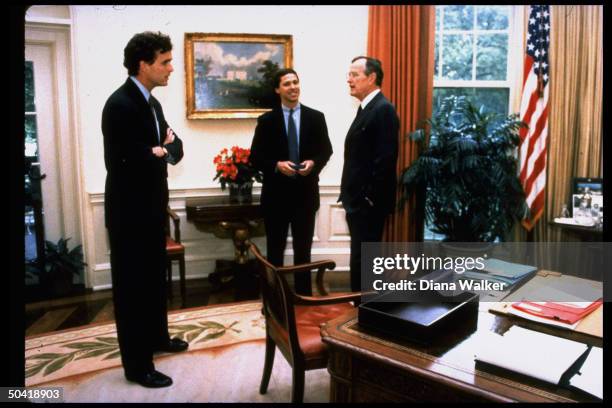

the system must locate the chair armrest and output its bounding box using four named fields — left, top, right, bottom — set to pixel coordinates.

left=167, top=207, right=181, bottom=243
left=315, top=266, right=330, bottom=296
left=292, top=292, right=362, bottom=306
left=276, top=260, right=336, bottom=276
